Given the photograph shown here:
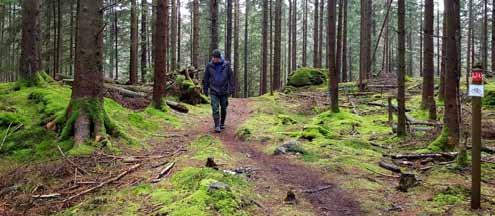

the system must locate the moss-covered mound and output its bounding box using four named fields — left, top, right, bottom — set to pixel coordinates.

left=0, top=82, right=180, bottom=161
left=175, top=75, right=209, bottom=105
left=288, top=68, right=327, bottom=87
